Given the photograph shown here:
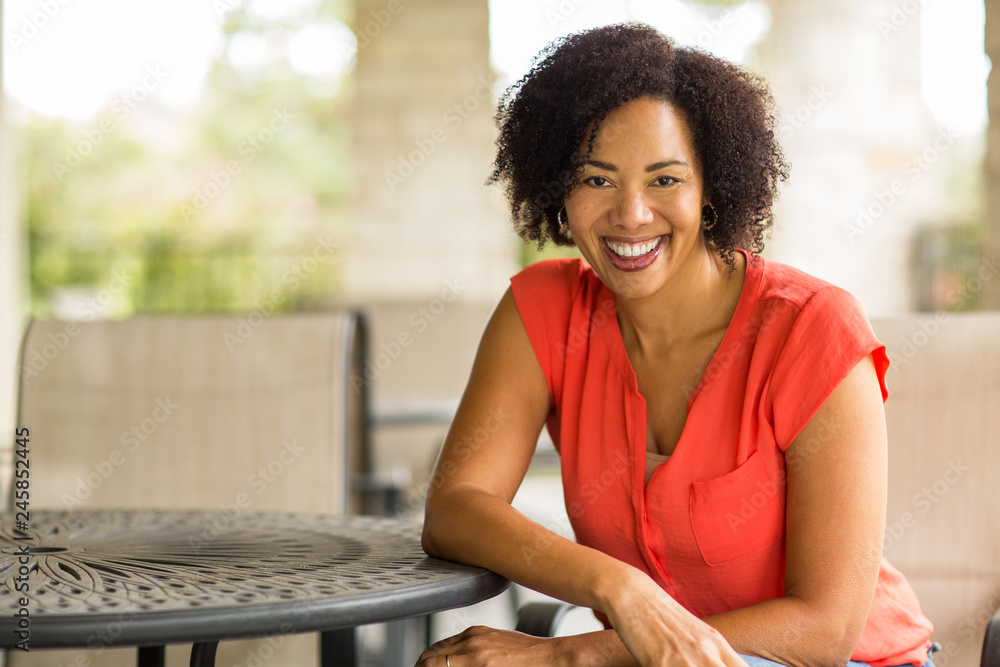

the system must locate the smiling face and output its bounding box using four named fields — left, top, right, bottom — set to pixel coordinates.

left=563, top=96, right=711, bottom=302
